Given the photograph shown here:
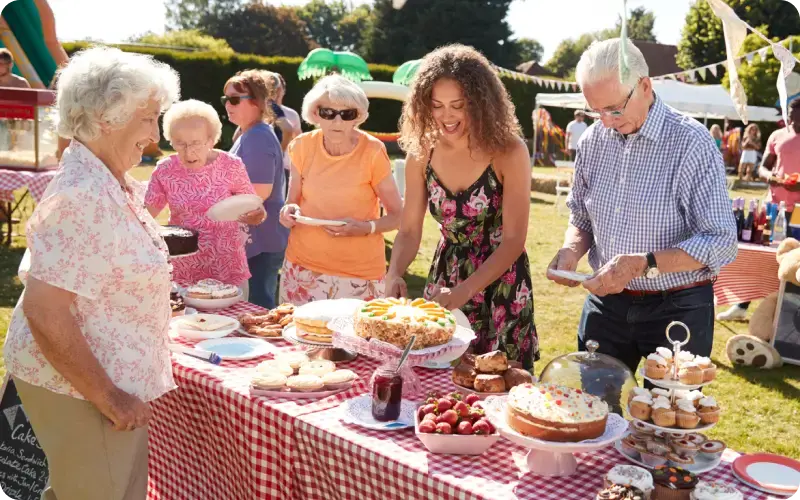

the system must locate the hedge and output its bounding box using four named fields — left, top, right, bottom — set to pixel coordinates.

left=63, top=42, right=572, bottom=150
